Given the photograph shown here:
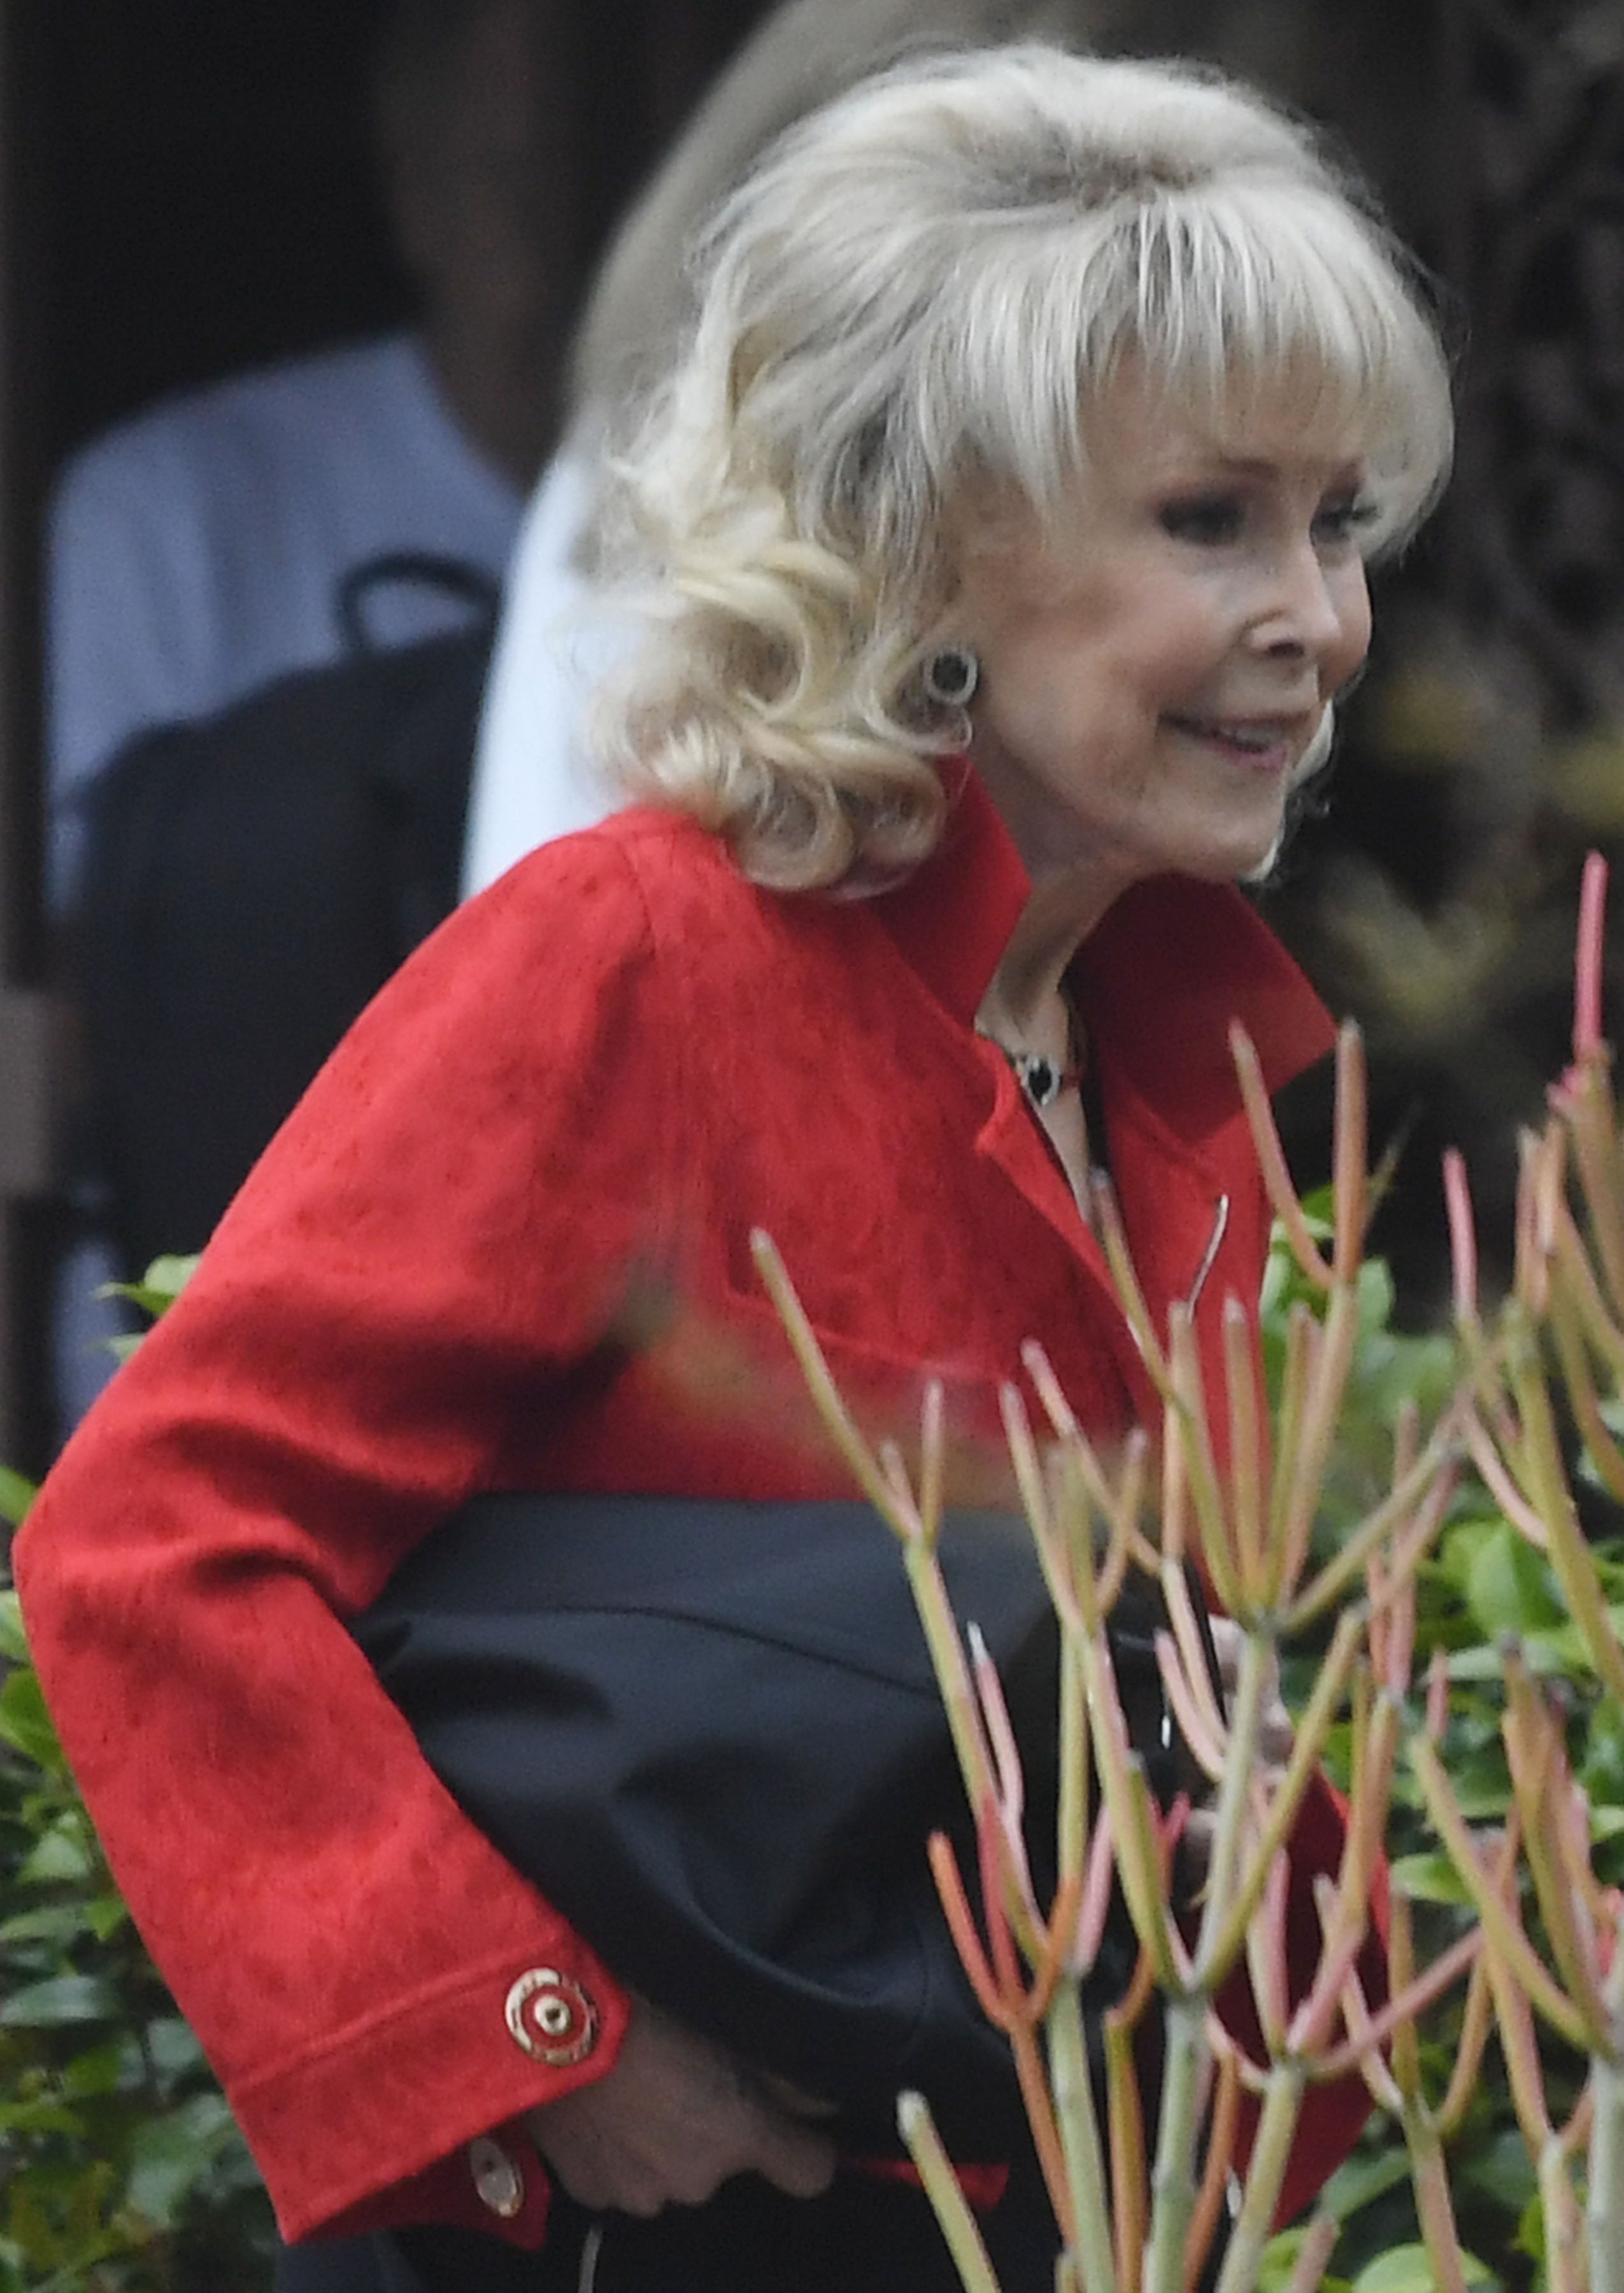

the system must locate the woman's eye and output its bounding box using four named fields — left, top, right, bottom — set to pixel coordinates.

left=1158, top=495, right=1246, bottom=545
left=1313, top=497, right=1378, bottom=548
